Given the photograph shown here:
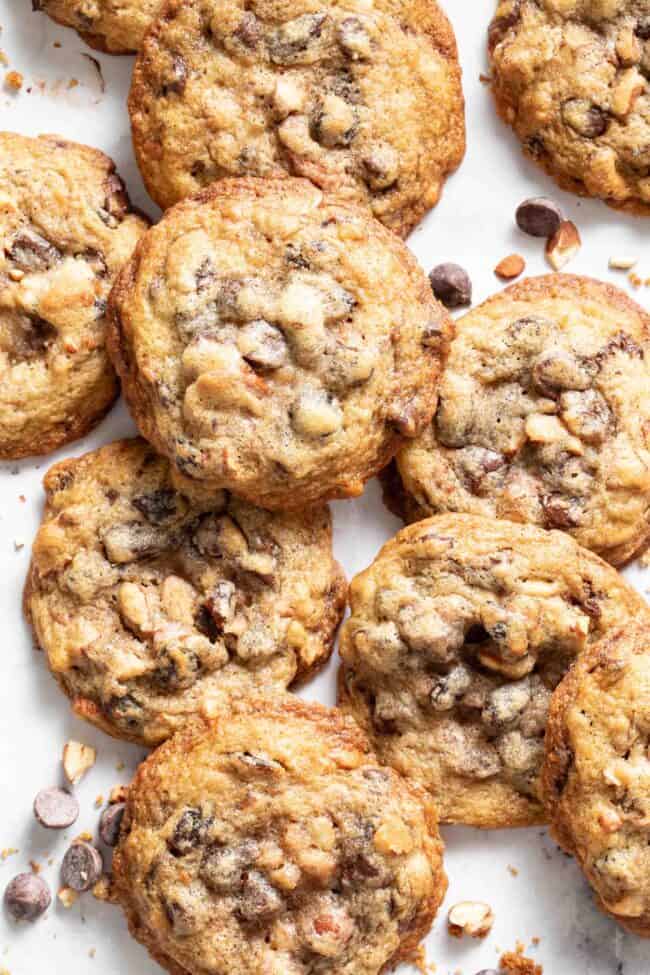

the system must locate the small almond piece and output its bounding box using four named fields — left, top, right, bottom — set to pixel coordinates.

left=608, top=255, right=638, bottom=270
left=63, top=741, right=96, bottom=786
left=546, top=221, right=581, bottom=271
left=447, top=900, right=495, bottom=939
left=494, top=254, right=525, bottom=280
